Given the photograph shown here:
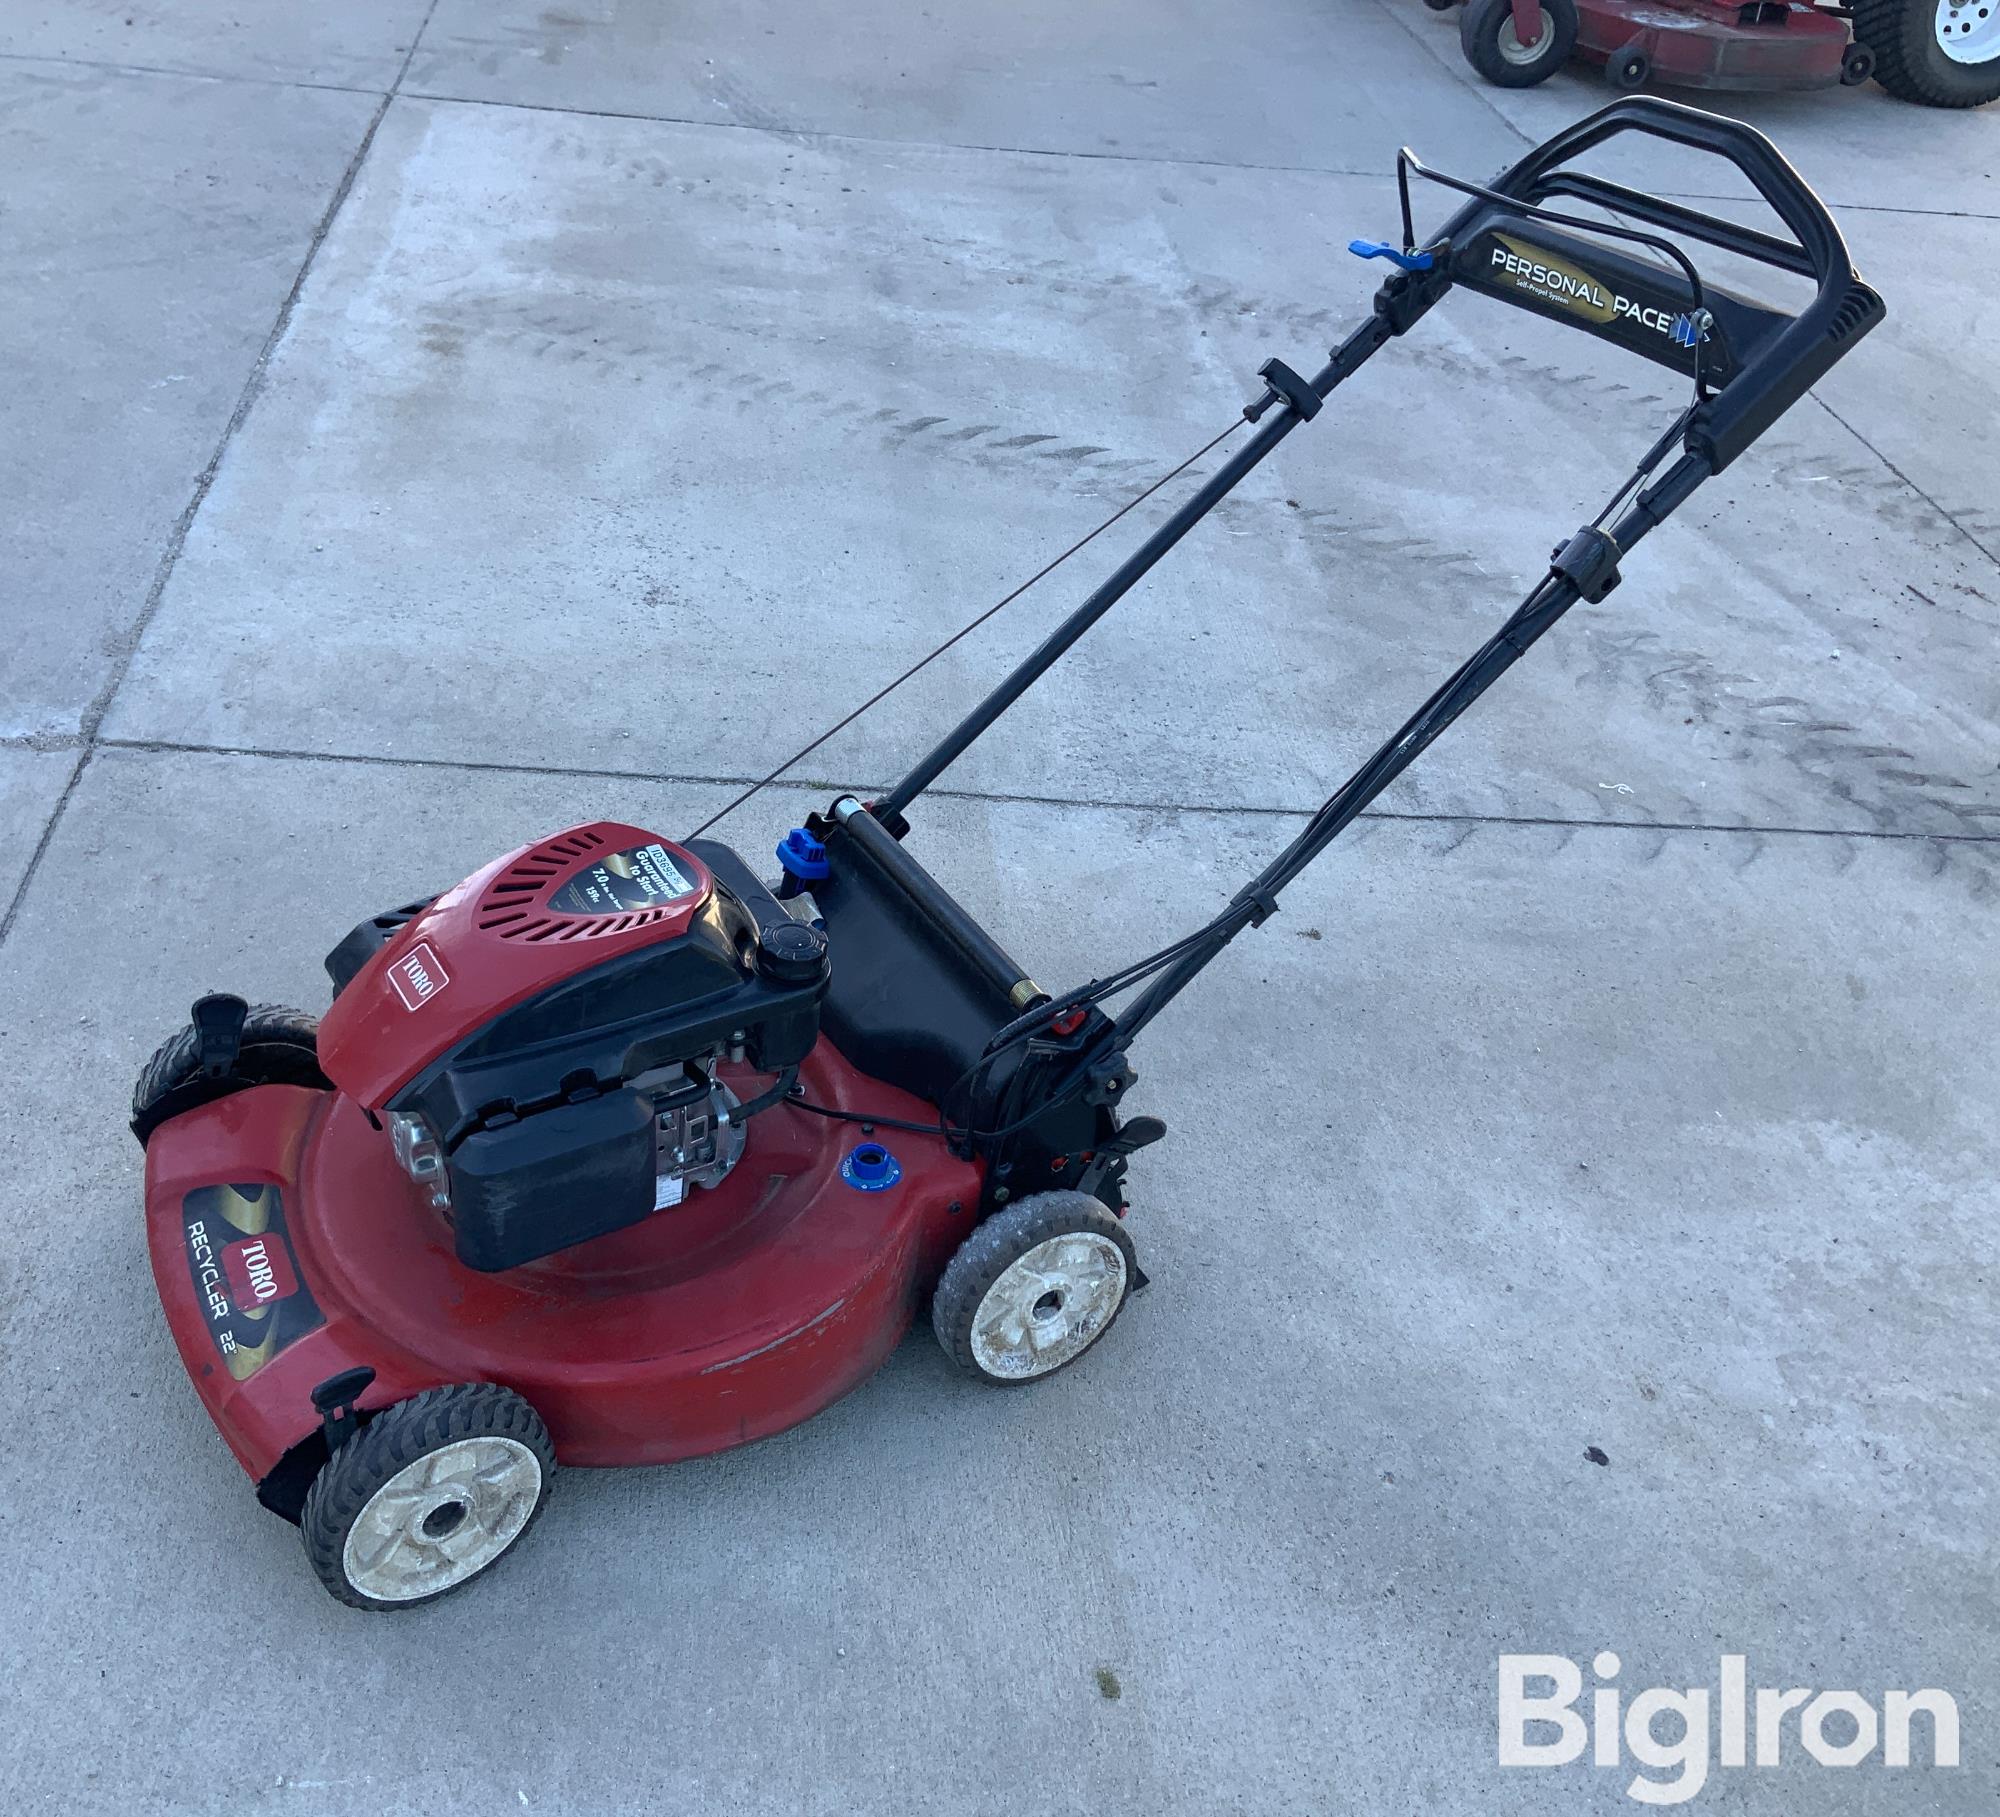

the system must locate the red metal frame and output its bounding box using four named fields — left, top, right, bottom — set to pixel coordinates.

left=145, top=1040, right=983, bottom=1485
left=1565, top=0, right=1848, bottom=89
